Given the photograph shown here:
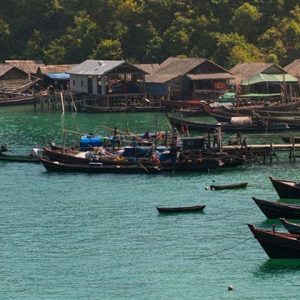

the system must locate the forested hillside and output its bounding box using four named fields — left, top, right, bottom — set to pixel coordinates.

left=0, top=0, right=299, bottom=67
